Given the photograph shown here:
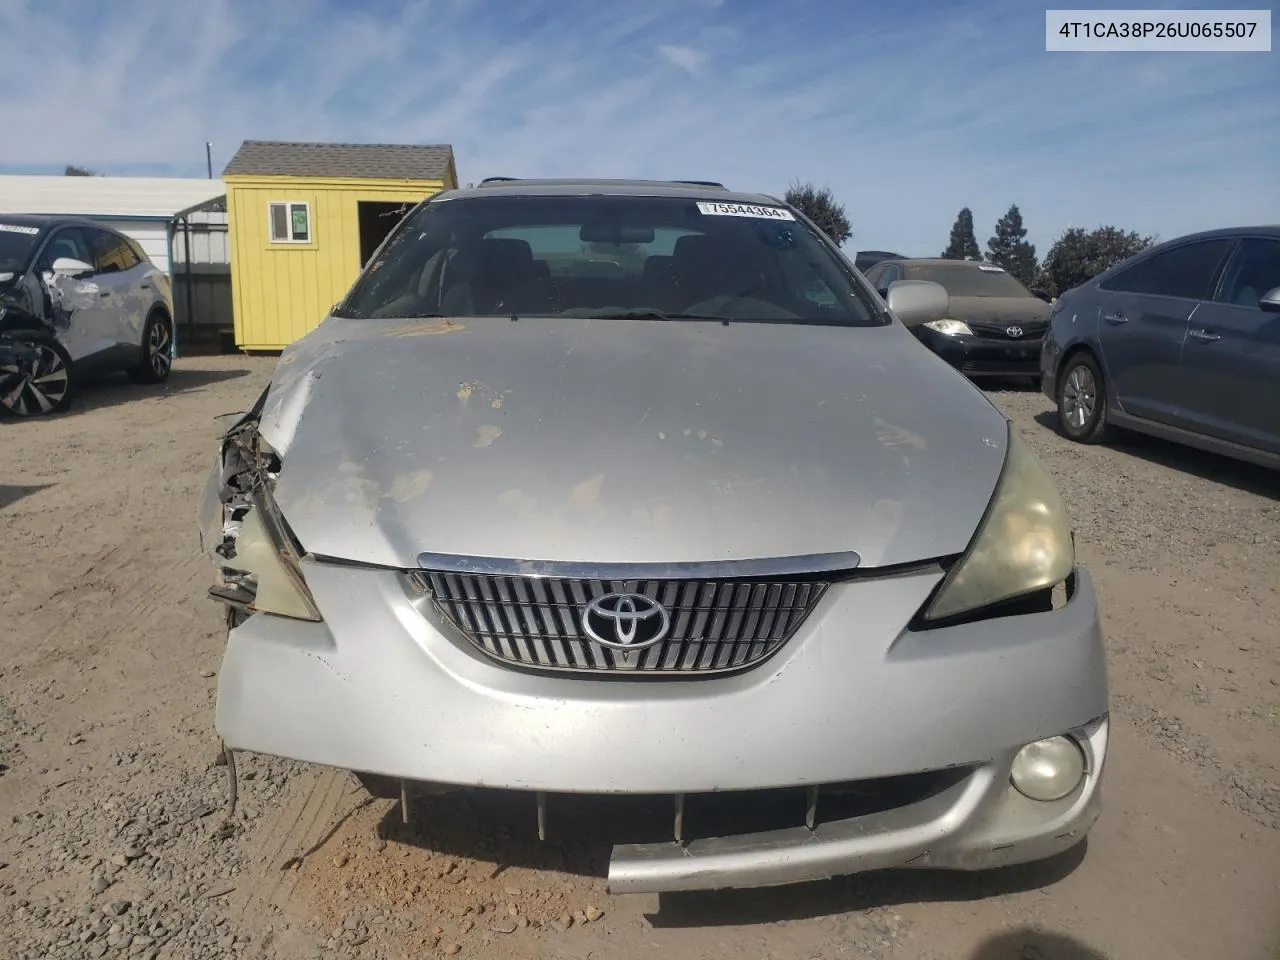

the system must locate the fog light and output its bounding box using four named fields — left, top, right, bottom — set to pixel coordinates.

left=1010, top=736, right=1085, bottom=801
